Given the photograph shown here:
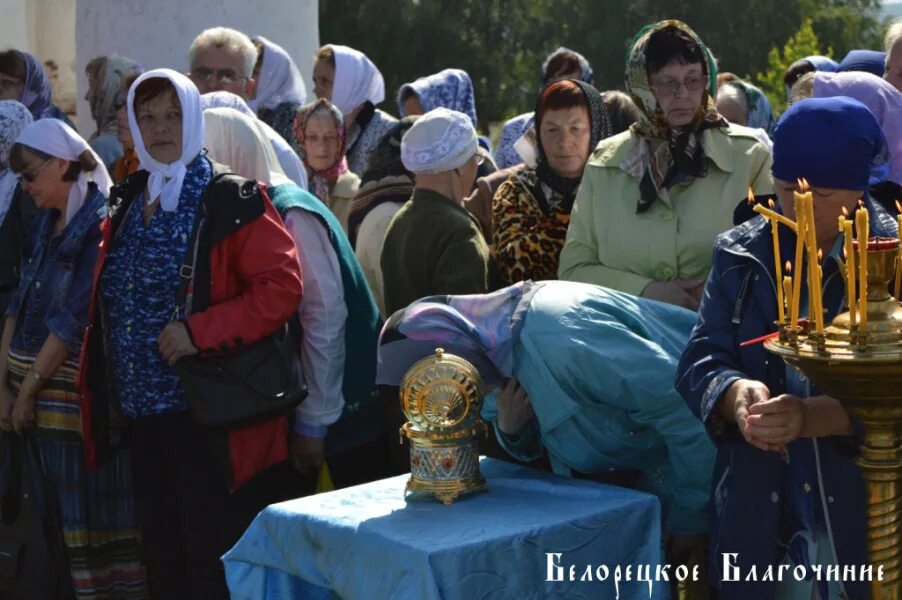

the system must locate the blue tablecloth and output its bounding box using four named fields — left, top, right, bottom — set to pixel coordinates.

left=223, top=458, right=663, bottom=599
